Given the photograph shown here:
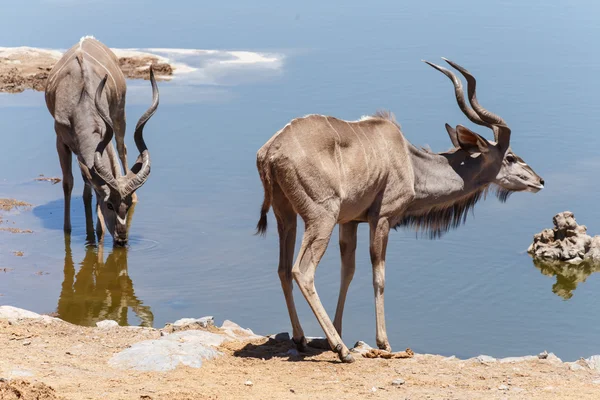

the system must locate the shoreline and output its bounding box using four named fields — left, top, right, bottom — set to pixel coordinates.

left=0, top=47, right=174, bottom=94
left=1, top=305, right=599, bottom=399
